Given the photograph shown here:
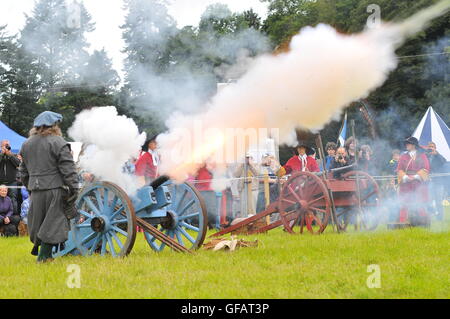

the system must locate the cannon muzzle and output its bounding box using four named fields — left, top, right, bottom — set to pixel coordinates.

left=150, top=175, right=170, bottom=189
